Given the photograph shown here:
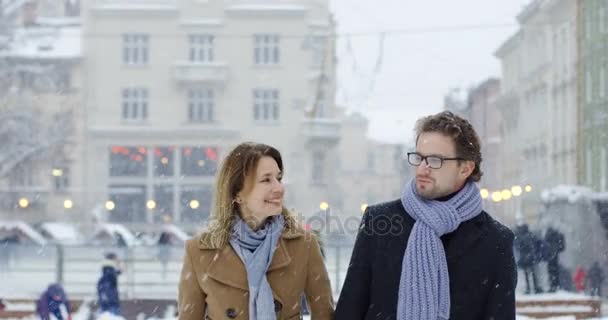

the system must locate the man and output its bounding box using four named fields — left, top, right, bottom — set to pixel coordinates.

left=335, top=111, right=516, bottom=320
left=544, top=227, right=565, bottom=292
left=514, top=224, right=544, bottom=294
left=97, top=252, right=122, bottom=316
